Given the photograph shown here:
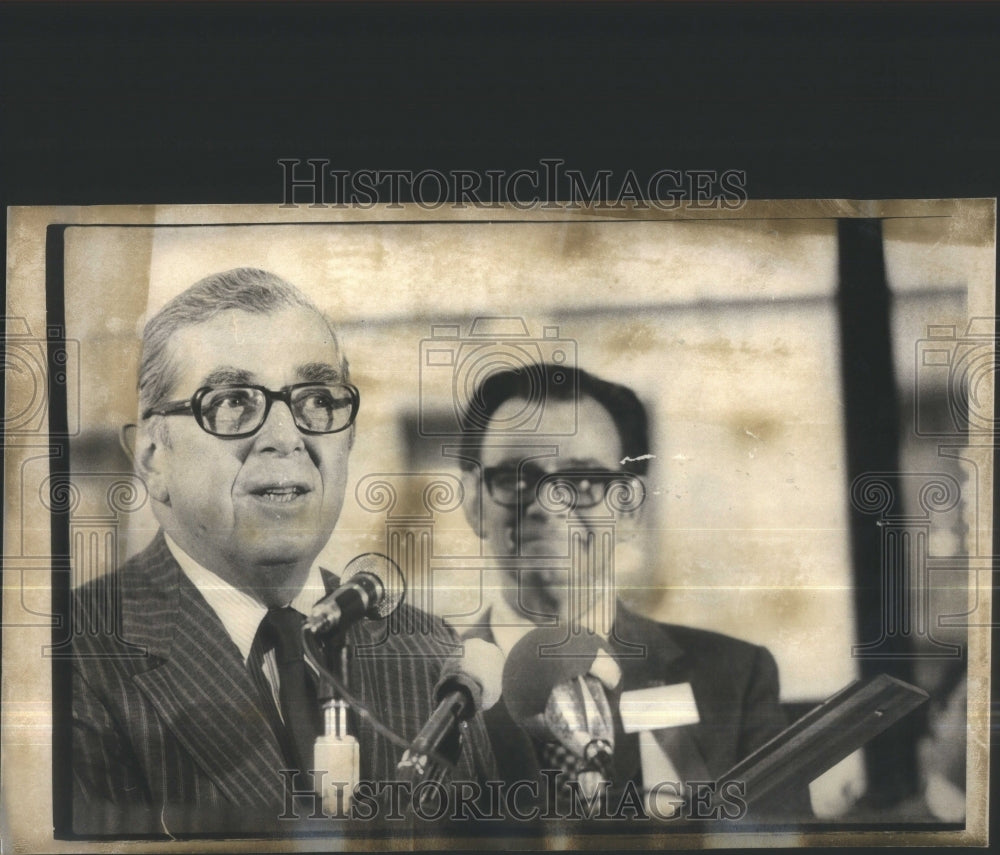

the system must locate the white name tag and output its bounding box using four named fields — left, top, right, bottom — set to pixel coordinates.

left=619, top=683, right=700, bottom=733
